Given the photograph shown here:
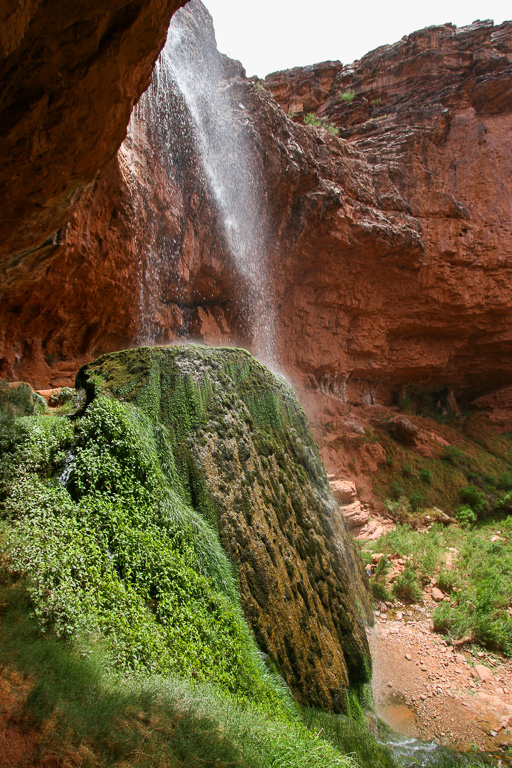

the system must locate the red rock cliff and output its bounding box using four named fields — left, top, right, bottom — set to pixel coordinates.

left=265, top=20, right=512, bottom=405
left=0, top=0, right=186, bottom=262
left=2, top=14, right=512, bottom=411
